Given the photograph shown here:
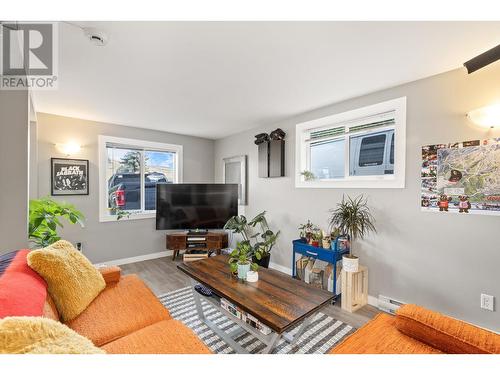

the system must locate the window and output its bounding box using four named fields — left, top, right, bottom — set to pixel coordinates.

left=99, top=136, right=183, bottom=221
left=295, top=97, right=406, bottom=188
